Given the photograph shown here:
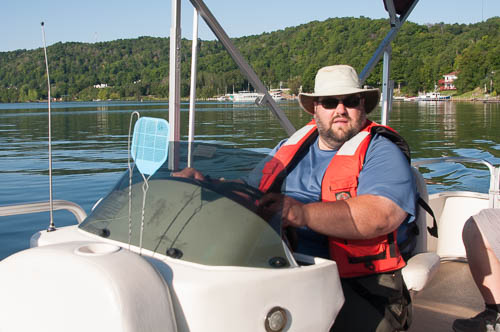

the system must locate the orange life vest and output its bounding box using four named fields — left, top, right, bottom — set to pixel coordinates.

left=259, top=119, right=410, bottom=278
